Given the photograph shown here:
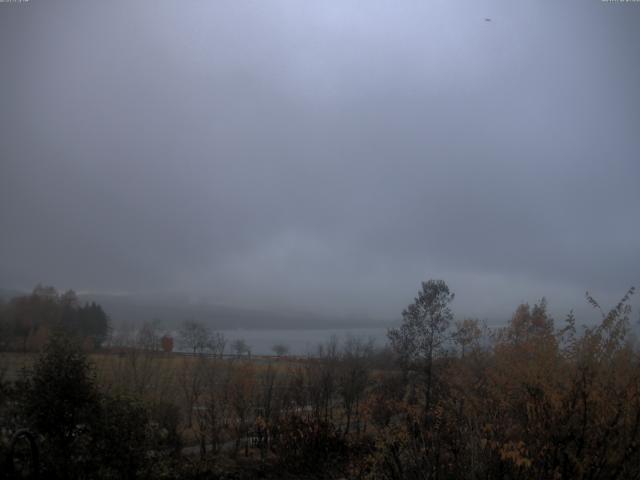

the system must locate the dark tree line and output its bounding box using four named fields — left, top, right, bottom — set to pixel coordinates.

left=0, top=285, right=110, bottom=351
